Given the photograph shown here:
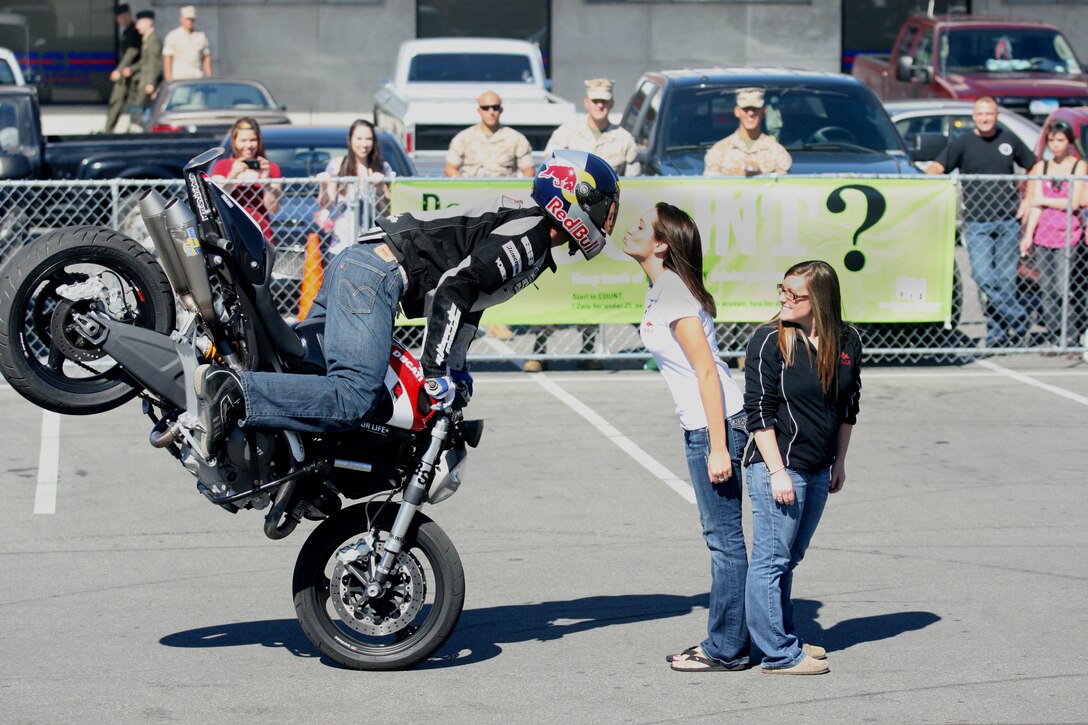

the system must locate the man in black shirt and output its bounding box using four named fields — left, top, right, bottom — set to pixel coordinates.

left=927, top=96, right=1036, bottom=347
